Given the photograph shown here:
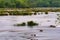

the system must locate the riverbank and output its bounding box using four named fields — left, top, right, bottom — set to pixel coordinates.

left=0, top=8, right=60, bottom=15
